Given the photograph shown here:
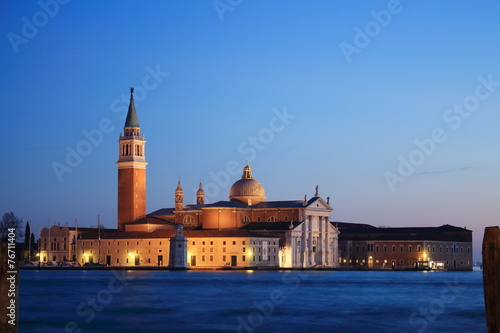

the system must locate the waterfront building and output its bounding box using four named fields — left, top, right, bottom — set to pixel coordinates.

left=39, top=225, right=101, bottom=263
left=336, top=222, right=473, bottom=270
